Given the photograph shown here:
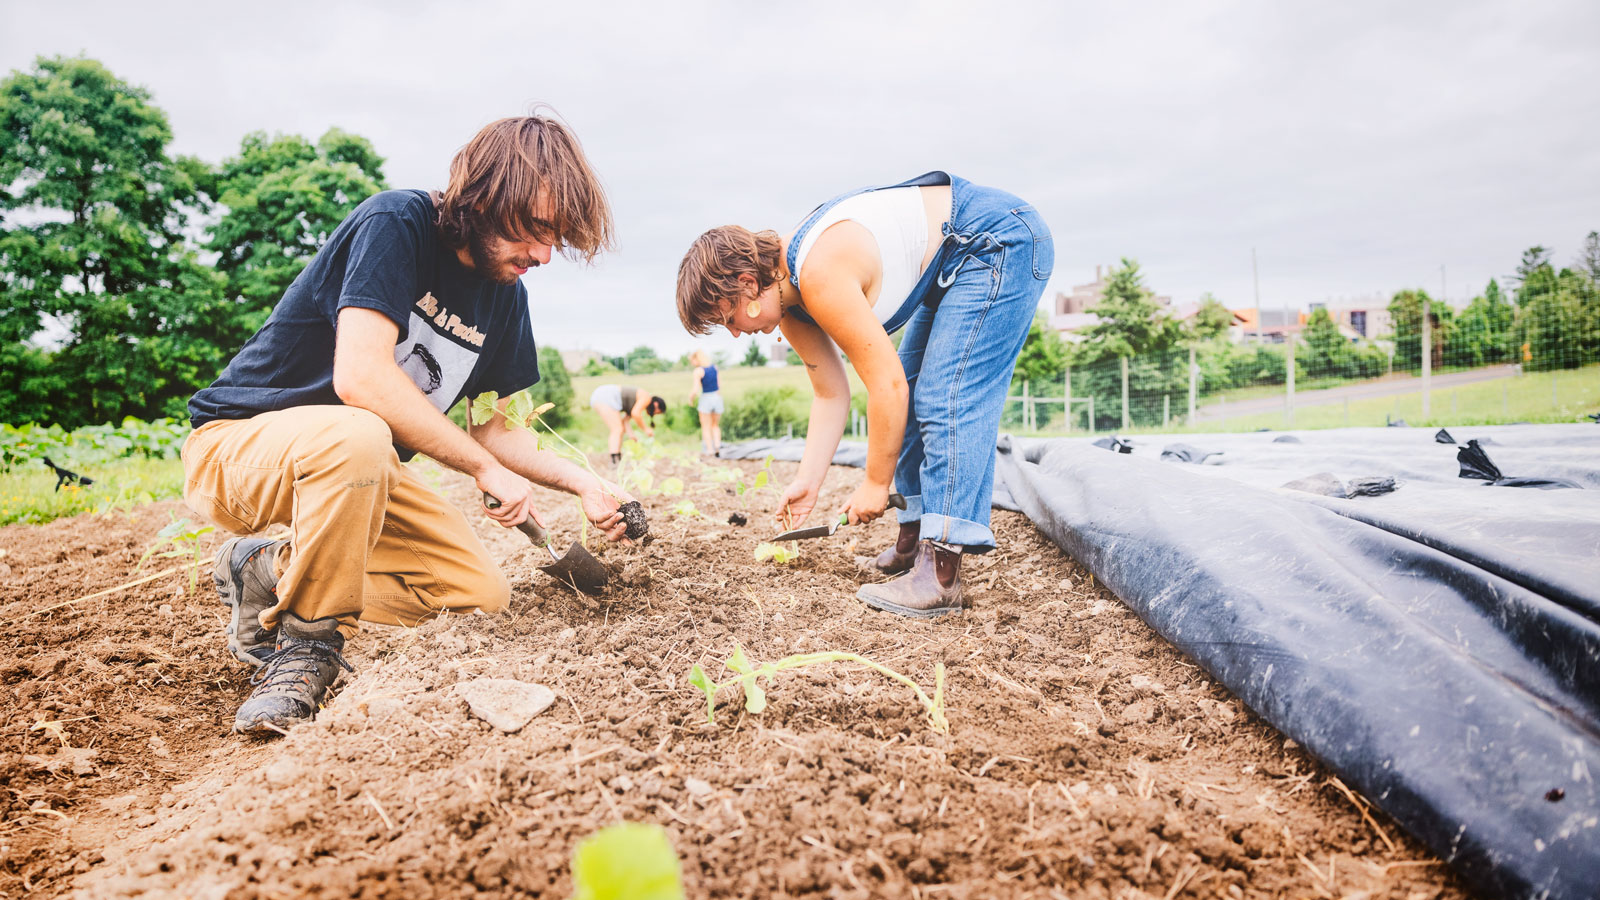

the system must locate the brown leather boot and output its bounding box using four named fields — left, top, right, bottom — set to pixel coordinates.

left=856, top=541, right=963, bottom=619
left=864, top=521, right=921, bottom=576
